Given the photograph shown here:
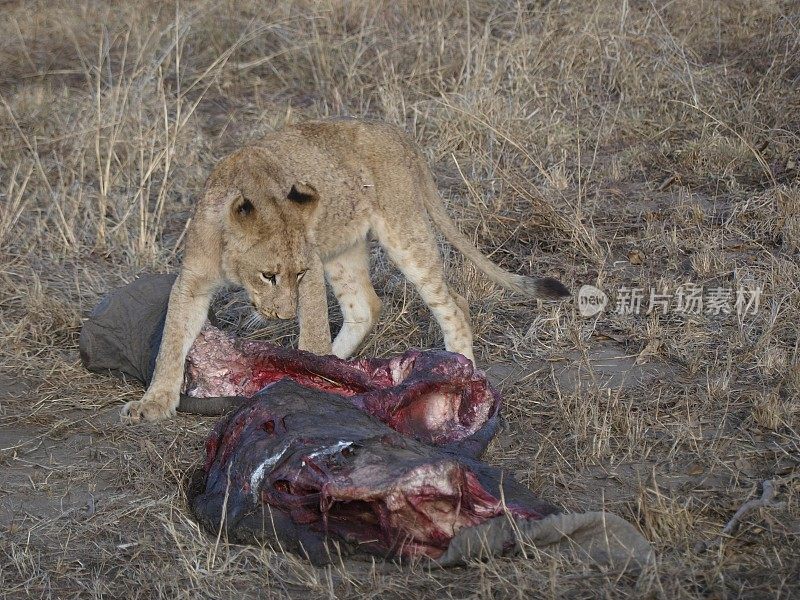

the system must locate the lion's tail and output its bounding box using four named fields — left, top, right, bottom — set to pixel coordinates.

left=421, top=180, right=570, bottom=300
